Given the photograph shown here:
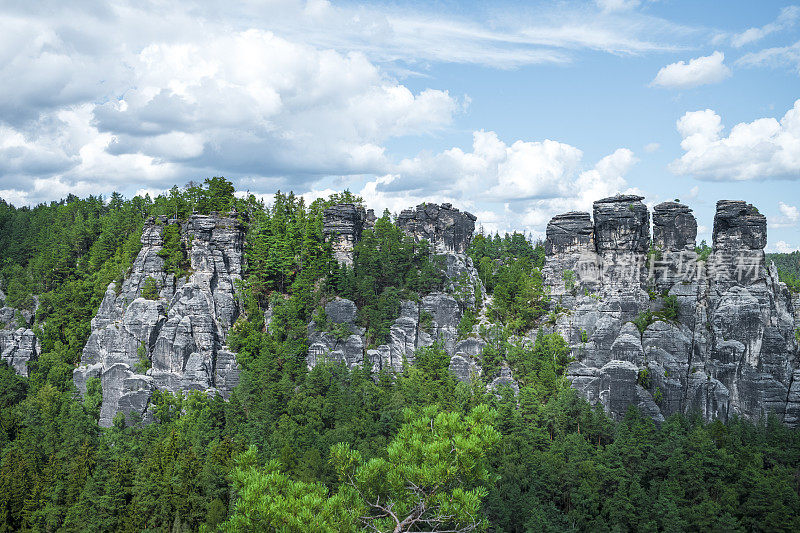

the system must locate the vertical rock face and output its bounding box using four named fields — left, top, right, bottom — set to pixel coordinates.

left=545, top=197, right=799, bottom=426
left=396, top=203, right=477, bottom=254
left=593, top=195, right=650, bottom=253
left=713, top=200, right=767, bottom=250
left=74, top=215, right=244, bottom=427
left=0, top=305, right=38, bottom=376
left=323, top=204, right=366, bottom=266
left=309, top=201, right=486, bottom=382
left=653, top=202, right=697, bottom=251
left=544, top=212, right=593, bottom=255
